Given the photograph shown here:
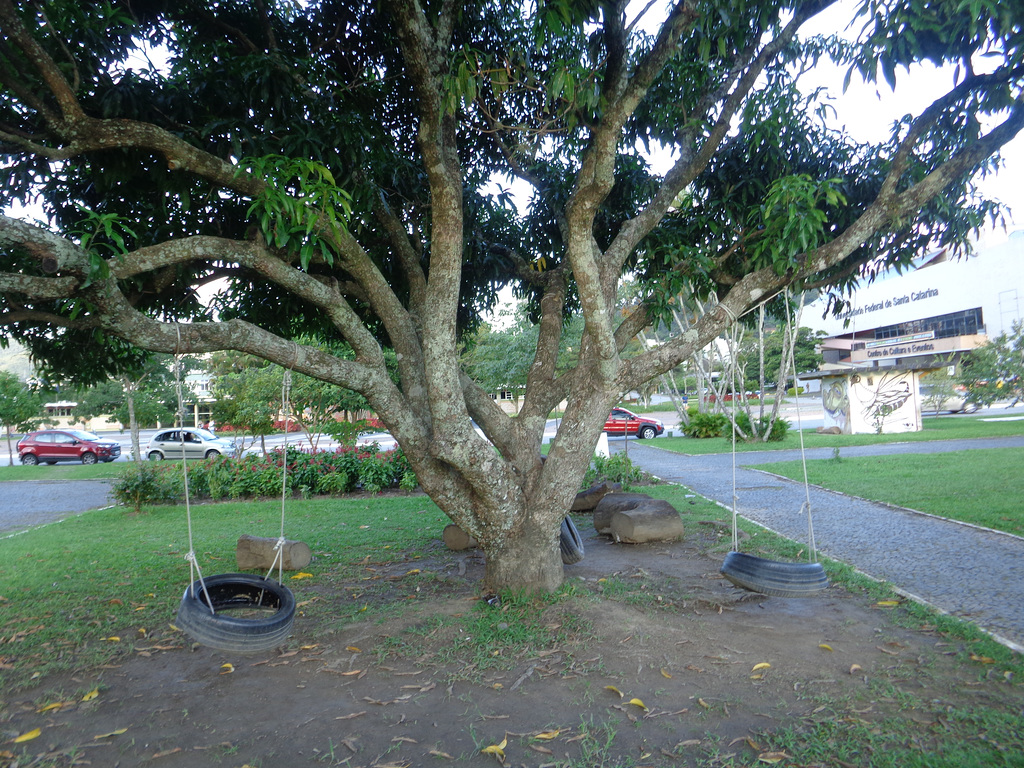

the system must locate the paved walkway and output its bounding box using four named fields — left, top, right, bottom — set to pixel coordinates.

left=613, top=436, right=1024, bottom=652
left=0, top=480, right=113, bottom=536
